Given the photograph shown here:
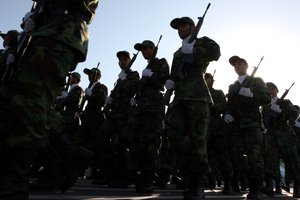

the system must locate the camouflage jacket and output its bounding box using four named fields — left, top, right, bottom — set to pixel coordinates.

left=136, top=58, right=169, bottom=115
left=262, top=99, right=298, bottom=146
left=106, top=69, right=140, bottom=118
left=29, top=0, right=99, bottom=64
left=226, top=76, right=270, bottom=129
left=61, top=84, right=83, bottom=123
left=209, top=88, right=227, bottom=132
left=171, top=36, right=220, bottom=103
left=84, top=82, right=107, bottom=112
